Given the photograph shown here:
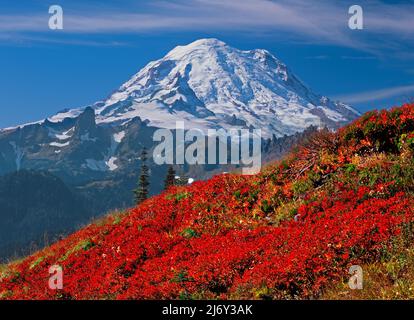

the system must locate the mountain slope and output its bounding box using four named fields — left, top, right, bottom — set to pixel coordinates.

left=48, top=38, right=358, bottom=138
left=0, top=103, right=412, bottom=300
